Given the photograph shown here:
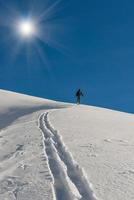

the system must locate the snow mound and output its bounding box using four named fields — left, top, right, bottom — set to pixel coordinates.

left=0, top=89, right=134, bottom=200
left=0, top=89, right=66, bottom=129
